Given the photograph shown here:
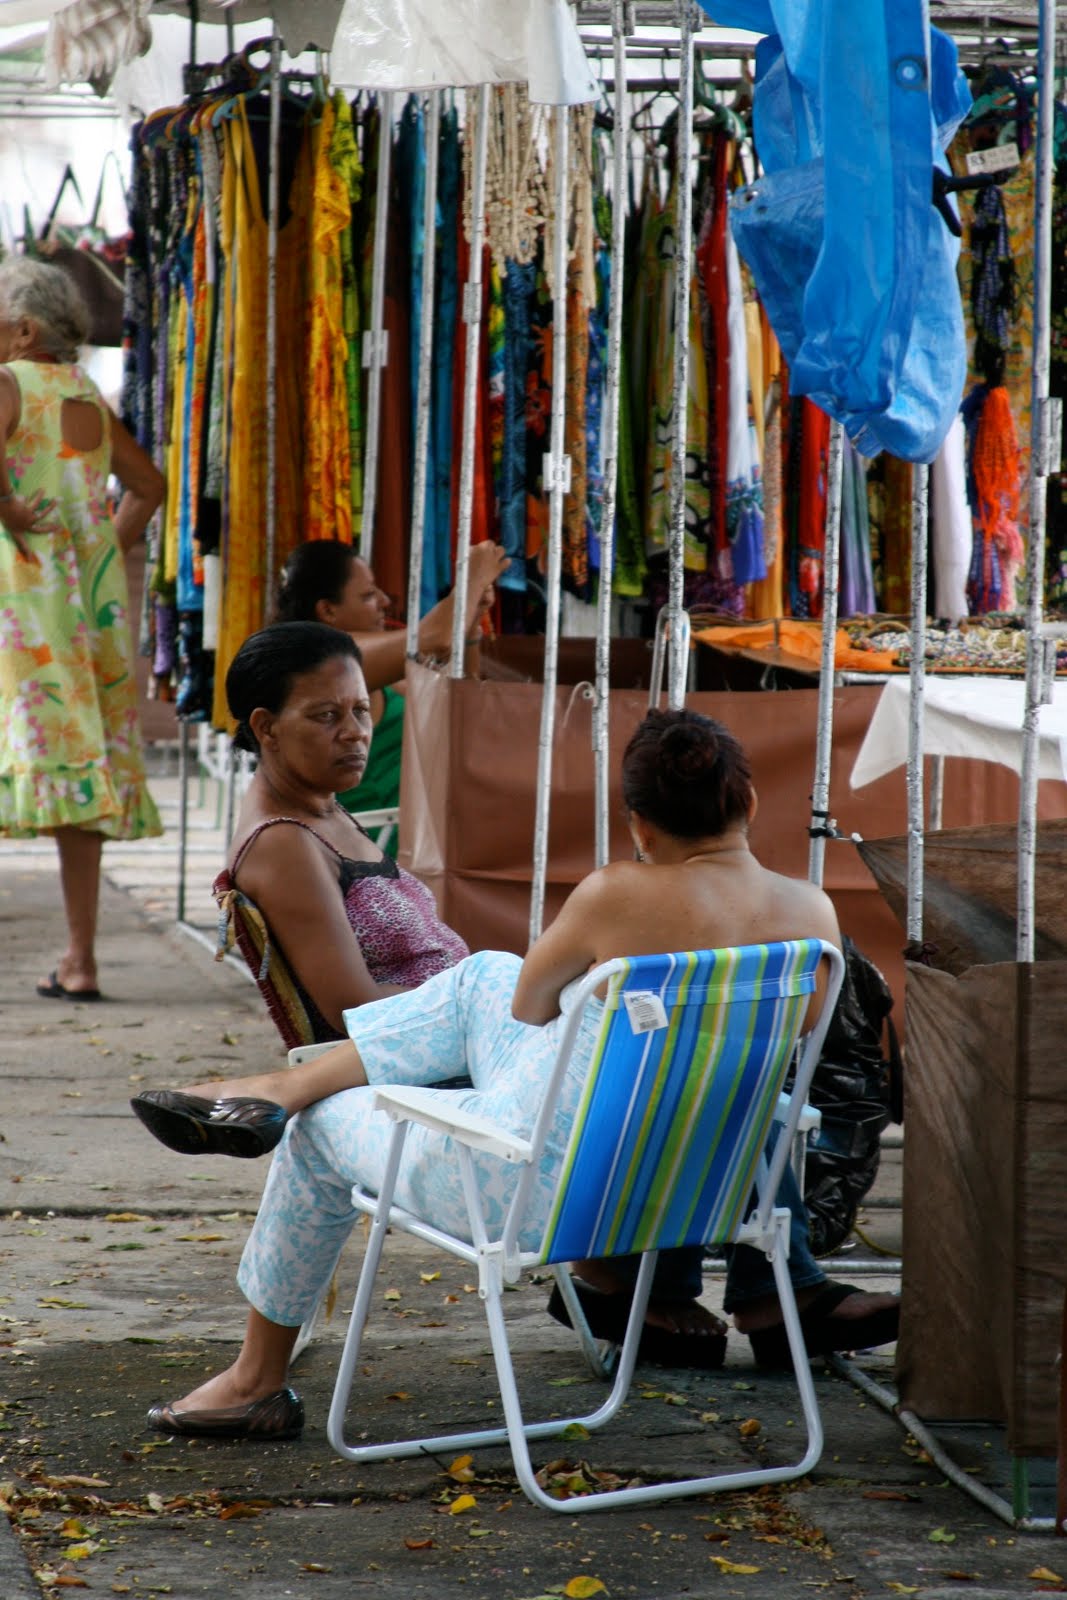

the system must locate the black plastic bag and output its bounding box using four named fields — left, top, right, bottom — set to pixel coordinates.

left=797, top=936, right=900, bottom=1258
